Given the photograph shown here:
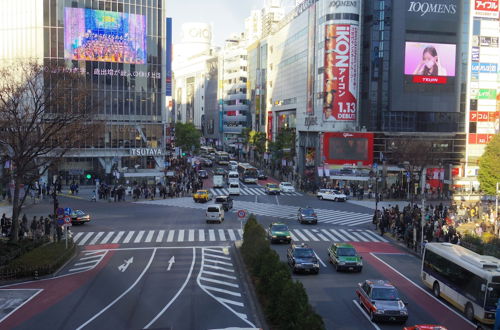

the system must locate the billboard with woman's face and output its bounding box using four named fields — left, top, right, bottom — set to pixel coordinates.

left=64, top=8, right=147, bottom=65
left=404, top=42, right=456, bottom=83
